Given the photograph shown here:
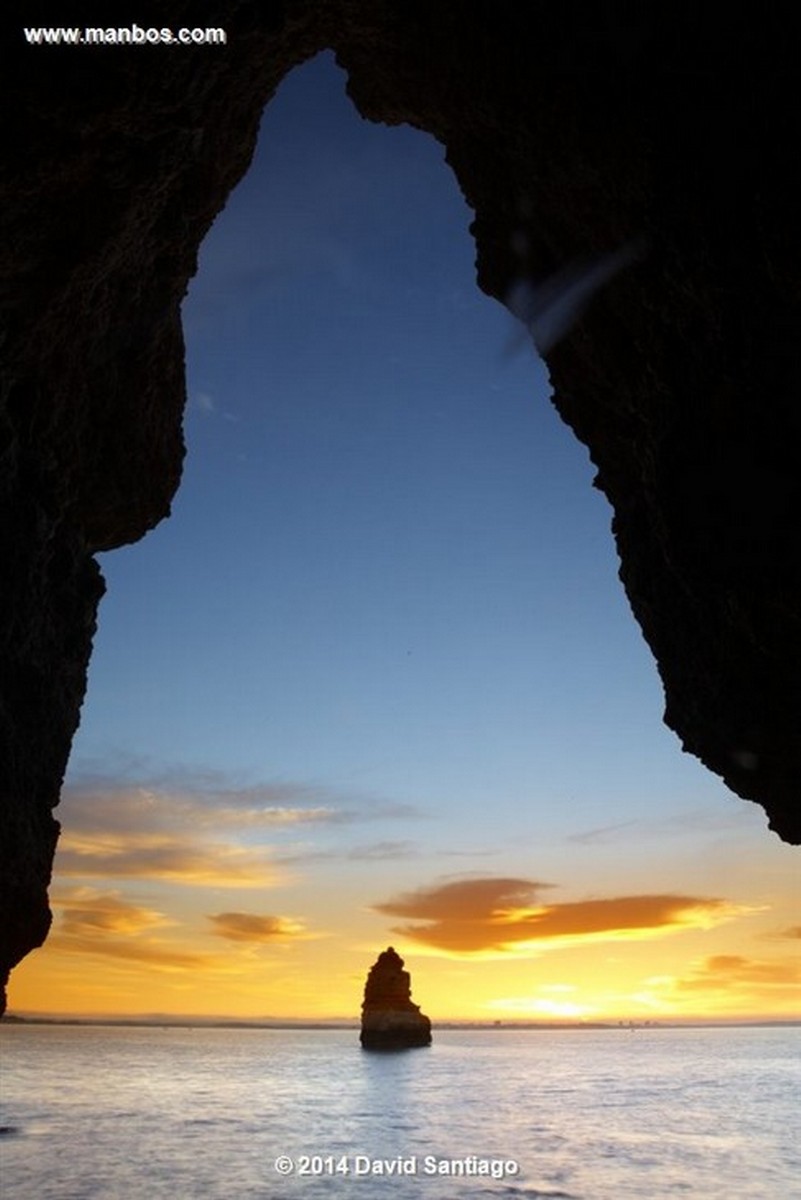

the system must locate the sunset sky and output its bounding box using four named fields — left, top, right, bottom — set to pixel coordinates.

left=10, top=53, right=799, bottom=1024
